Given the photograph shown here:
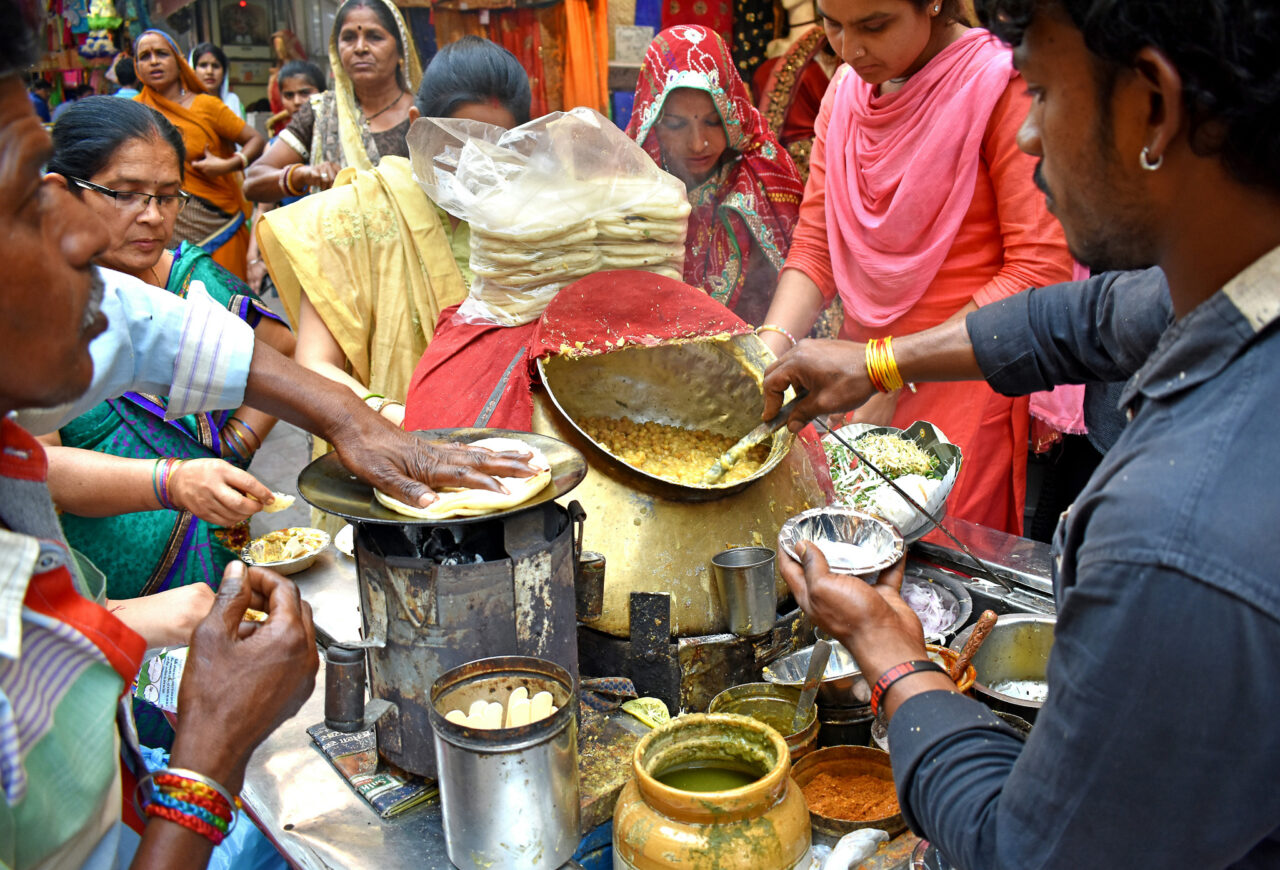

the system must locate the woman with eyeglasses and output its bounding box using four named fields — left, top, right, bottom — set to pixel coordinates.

left=41, top=97, right=295, bottom=748
left=133, top=29, right=264, bottom=279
